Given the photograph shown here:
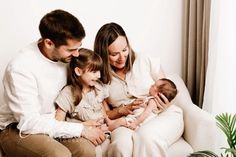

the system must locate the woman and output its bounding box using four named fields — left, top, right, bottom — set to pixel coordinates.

left=94, top=22, right=184, bottom=157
